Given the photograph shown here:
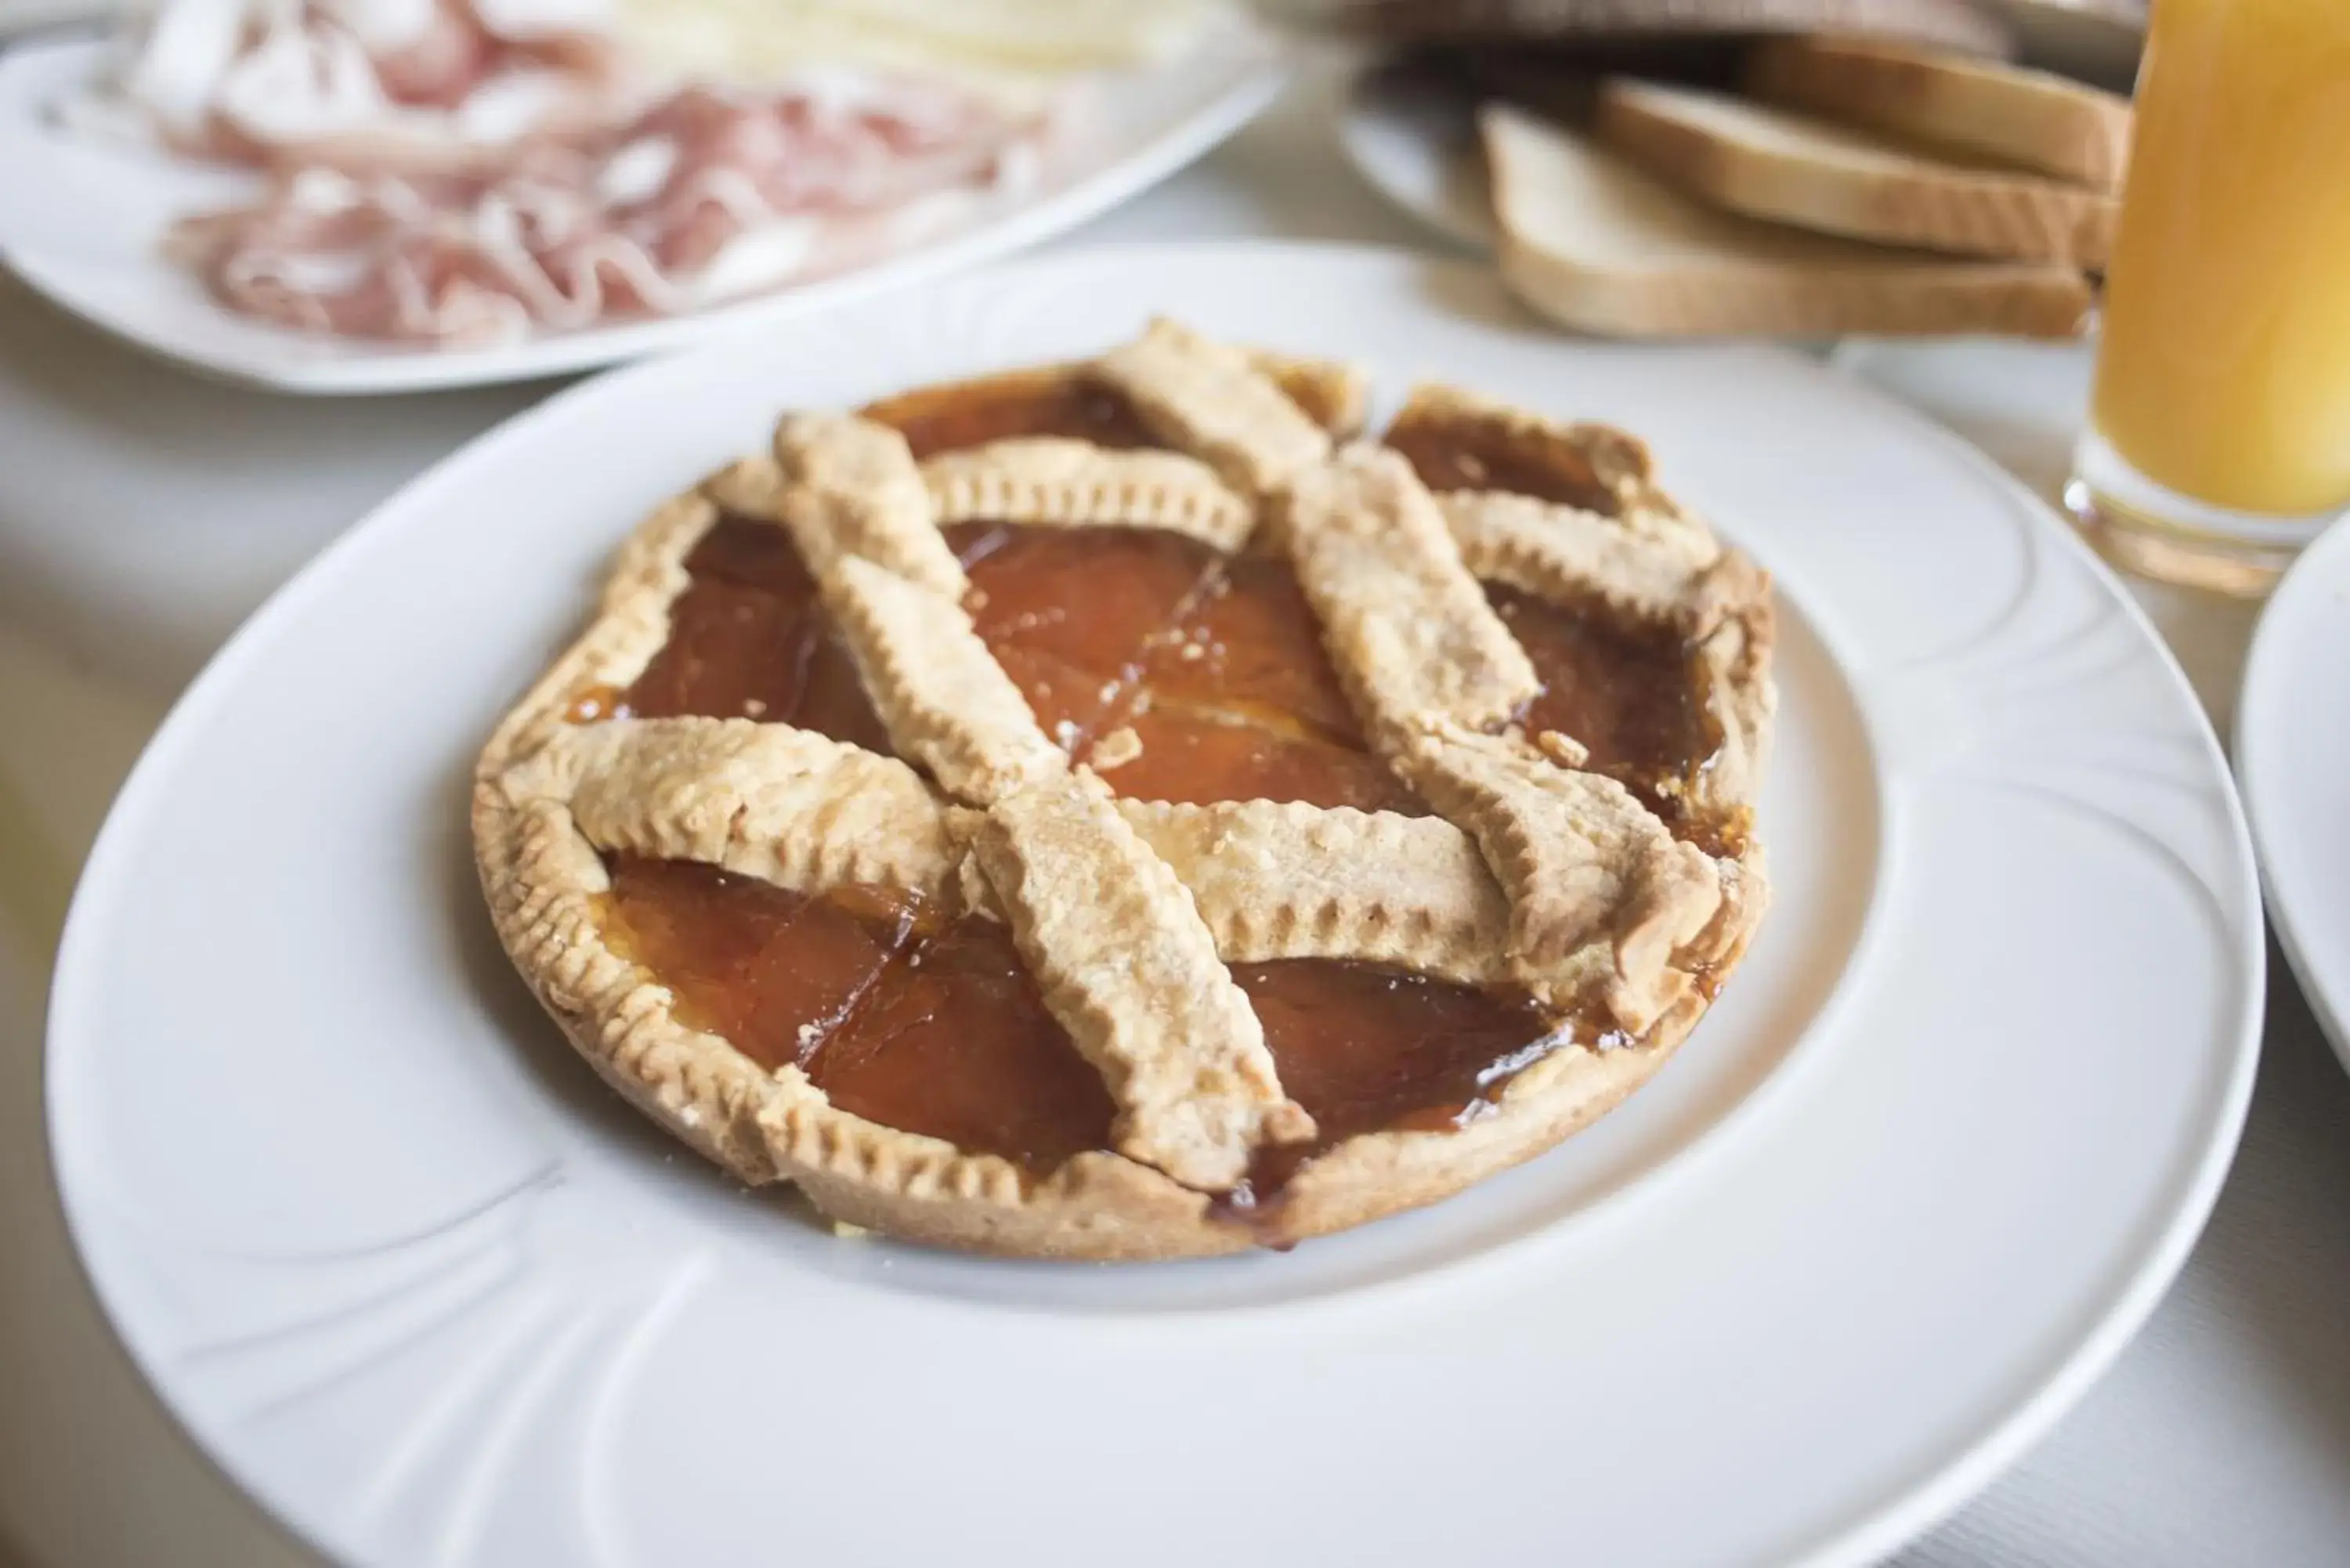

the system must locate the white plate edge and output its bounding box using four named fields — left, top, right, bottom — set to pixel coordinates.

left=1777, top=387, right=2266, bottom=1566
left=2234, top=518, right=2350, bottom=1070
